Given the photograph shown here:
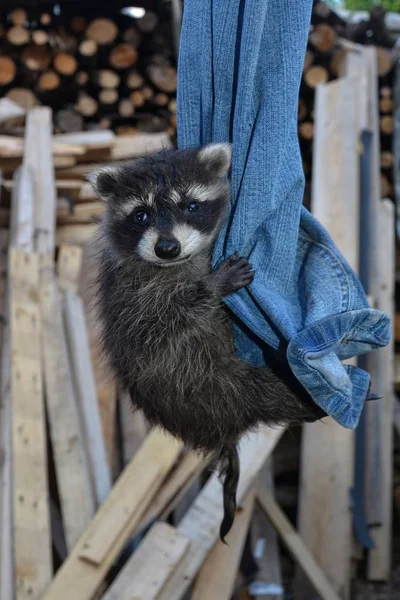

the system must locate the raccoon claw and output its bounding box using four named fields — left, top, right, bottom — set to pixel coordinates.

left=210, top=254, right=255, bottom=297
